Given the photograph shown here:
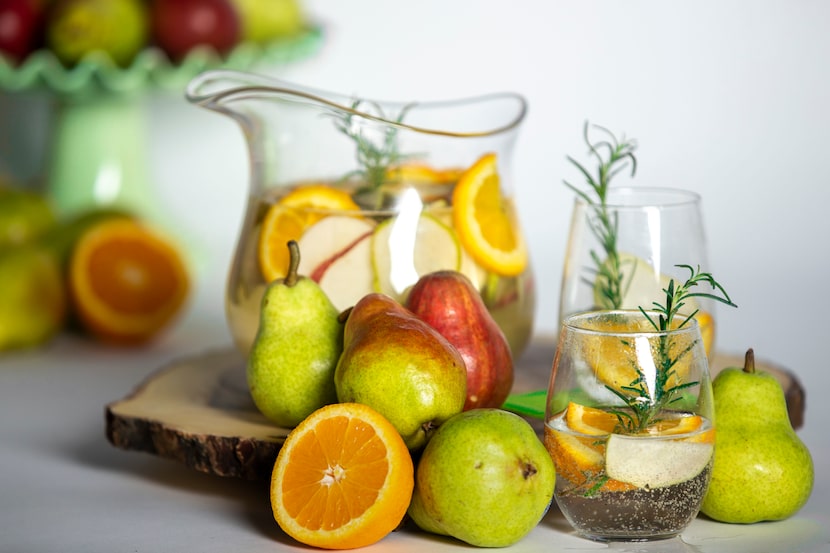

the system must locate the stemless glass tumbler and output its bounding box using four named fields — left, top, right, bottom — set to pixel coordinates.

left=558, top=187, right=716, bottom=356
left=544, top=310, right=715, bottom=542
